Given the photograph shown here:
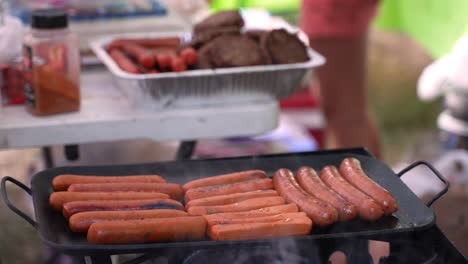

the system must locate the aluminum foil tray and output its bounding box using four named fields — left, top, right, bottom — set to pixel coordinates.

left=90, top=32, right=326, bottom=110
